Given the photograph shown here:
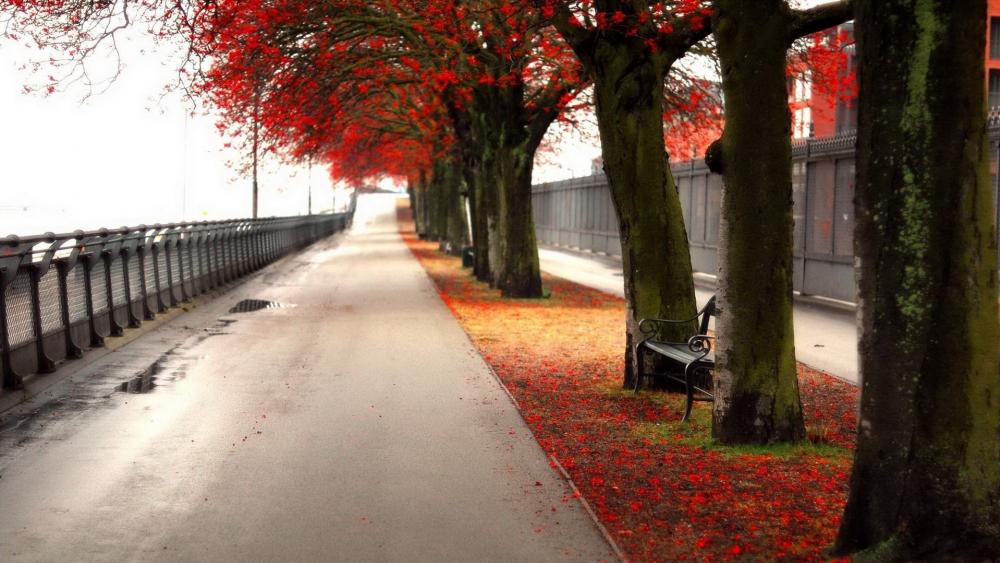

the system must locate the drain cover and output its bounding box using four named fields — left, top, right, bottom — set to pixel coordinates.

left=229, top=299, right=284, bottom=313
